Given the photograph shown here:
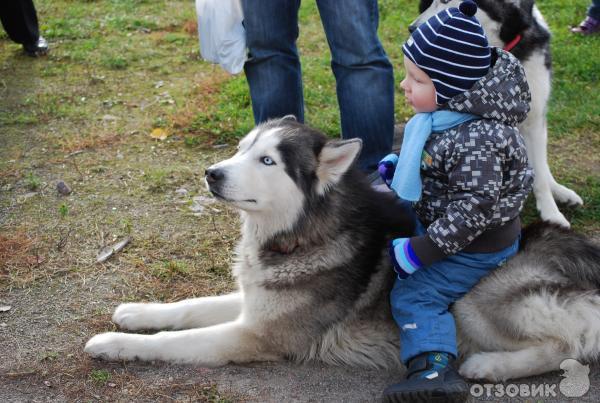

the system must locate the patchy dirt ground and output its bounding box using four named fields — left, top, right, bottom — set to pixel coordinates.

left=4, top=274, right=600, bottom=402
